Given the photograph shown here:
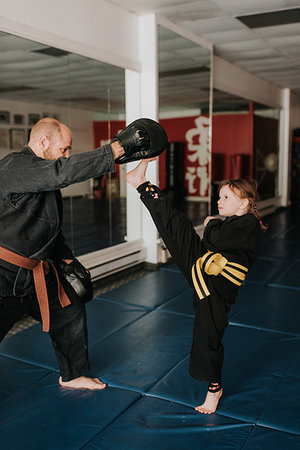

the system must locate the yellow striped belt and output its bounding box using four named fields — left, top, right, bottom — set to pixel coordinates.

left=191, top=251, right=248, bottom=300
